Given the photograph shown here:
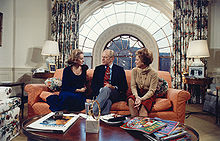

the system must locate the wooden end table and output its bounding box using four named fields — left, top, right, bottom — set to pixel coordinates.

left=33, top=72, right=54, bottom=79
left=184, top=76, right=213, bottom=104
left=22, top=115, right=199, bottom=141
